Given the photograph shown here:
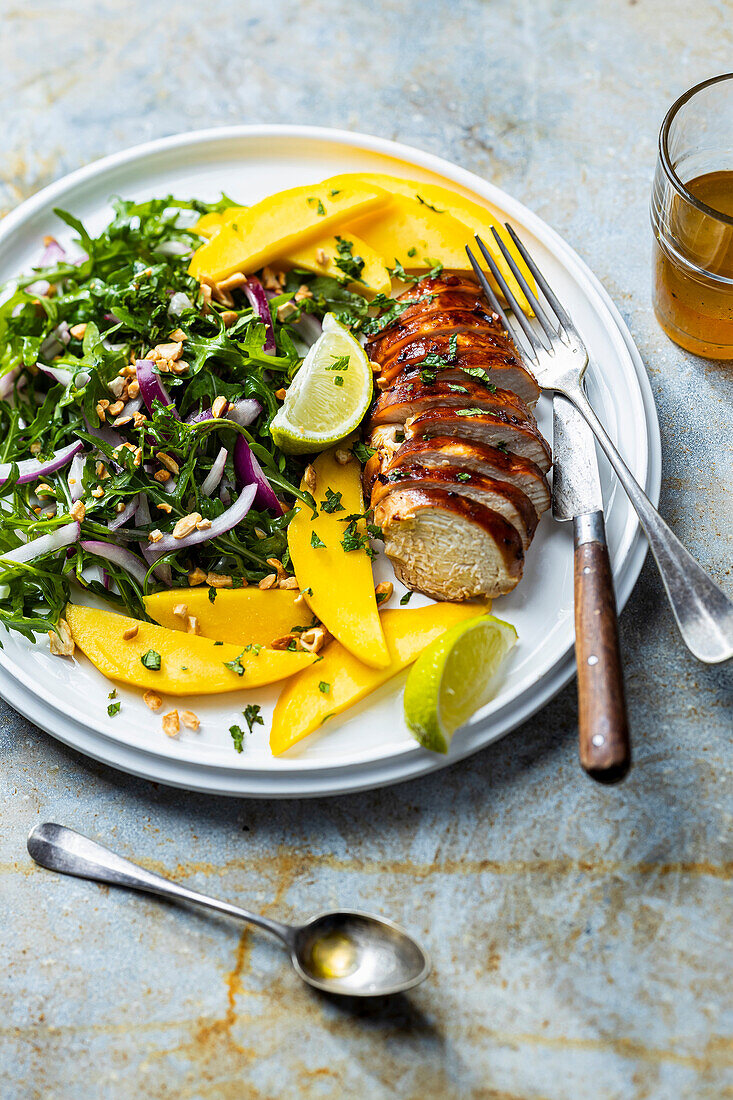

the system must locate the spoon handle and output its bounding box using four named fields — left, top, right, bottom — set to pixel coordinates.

left=27, top=823, right=294, bottom=947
